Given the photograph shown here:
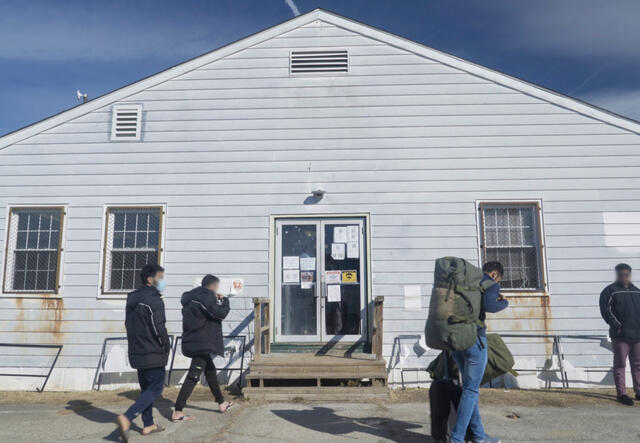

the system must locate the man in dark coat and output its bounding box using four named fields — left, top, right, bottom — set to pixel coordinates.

left=172, top=275, right=232, bottom=421
left=599, top=263, right=640, bottom=406
left=117, top=264, right=170, bottom=441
